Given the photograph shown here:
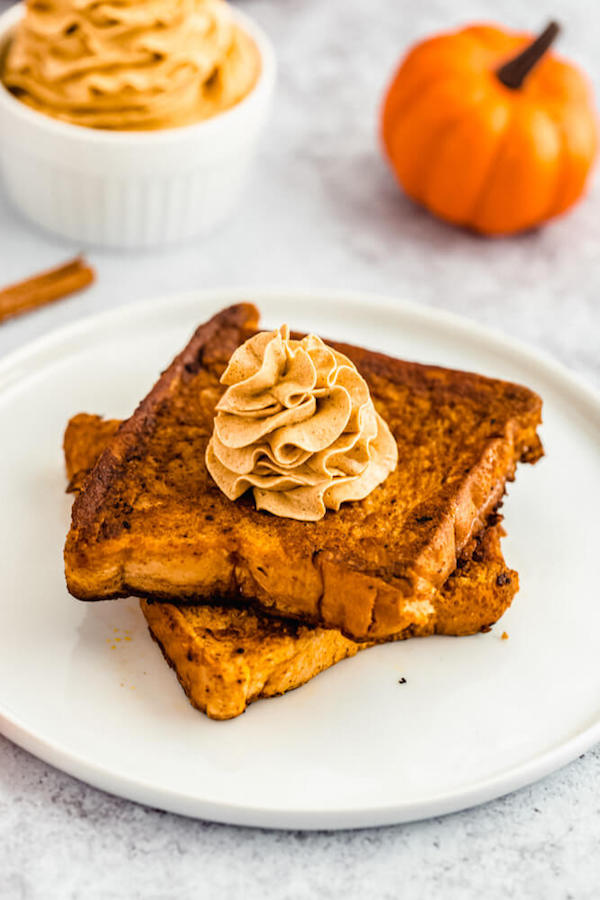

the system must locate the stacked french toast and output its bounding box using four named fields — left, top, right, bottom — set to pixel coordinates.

left=63, top=304, right=543, bottom=719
